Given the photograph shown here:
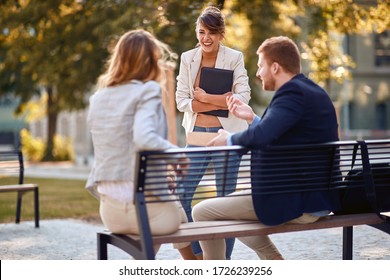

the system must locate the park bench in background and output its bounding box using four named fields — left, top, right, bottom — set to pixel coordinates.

left=97, top=140, right=390, bottom=260
left=0, top=150, right=39, bottom=228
